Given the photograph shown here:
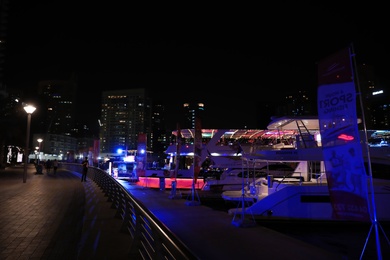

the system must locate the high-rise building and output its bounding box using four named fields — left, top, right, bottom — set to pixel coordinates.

left=150, top=100, right=168, bottom=153
left=277, top=90, right=313, bottom=117
left=100, top=88, right=152, bottom=156
left=356, top=62, right=390, bottom=129
left=182, top=102, right=205, bottom=129
left=149, top=100, right=169, bottom=166
left=36, top=75, right=78, bottom=136
left=25, top=75, right=80, bottom=160
left=367, top=90, right=389, bottom=129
